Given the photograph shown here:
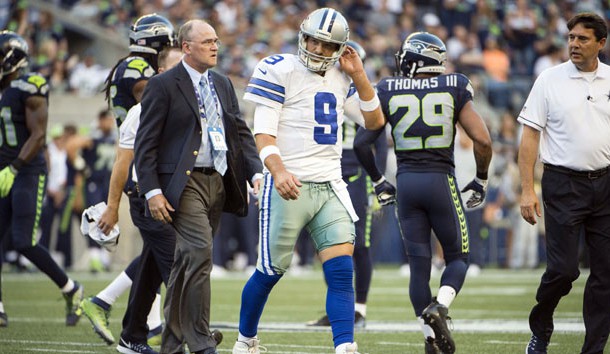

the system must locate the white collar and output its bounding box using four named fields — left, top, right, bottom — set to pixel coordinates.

left=567, top=58, right=610, bottom=80
left=181, top=60, right=209, bottom=87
